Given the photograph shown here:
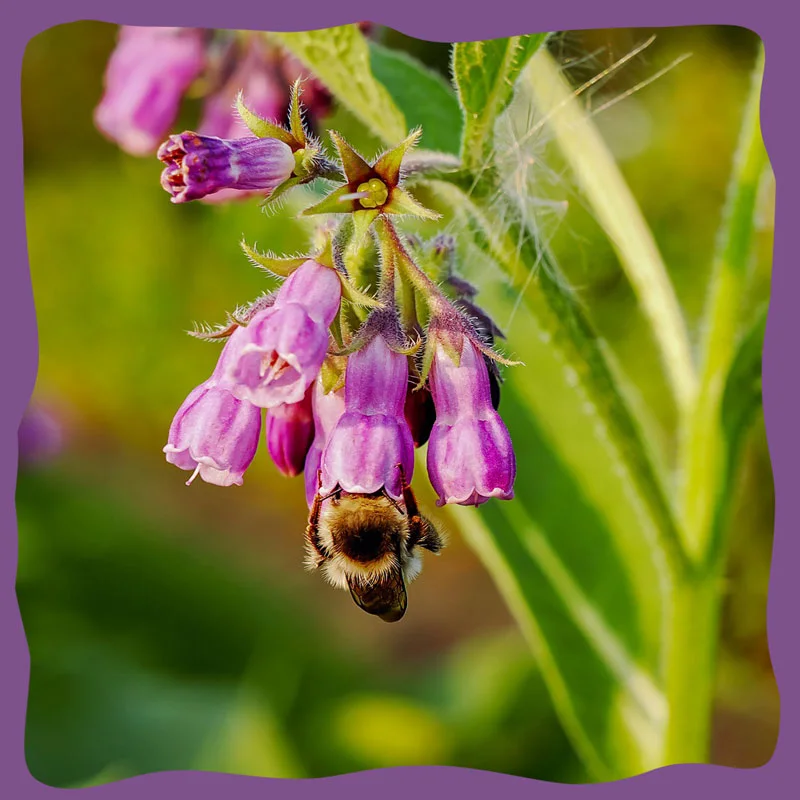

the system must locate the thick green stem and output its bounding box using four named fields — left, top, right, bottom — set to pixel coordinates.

left=662, top=570, right=724, bottom=763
